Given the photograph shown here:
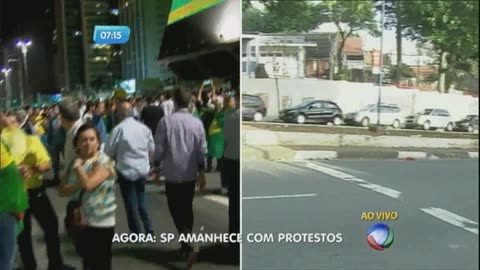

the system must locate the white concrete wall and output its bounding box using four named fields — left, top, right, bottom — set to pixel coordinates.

left=242, top=76, right=479, bottom=120
left=259, top=55, right=300, bottom=78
